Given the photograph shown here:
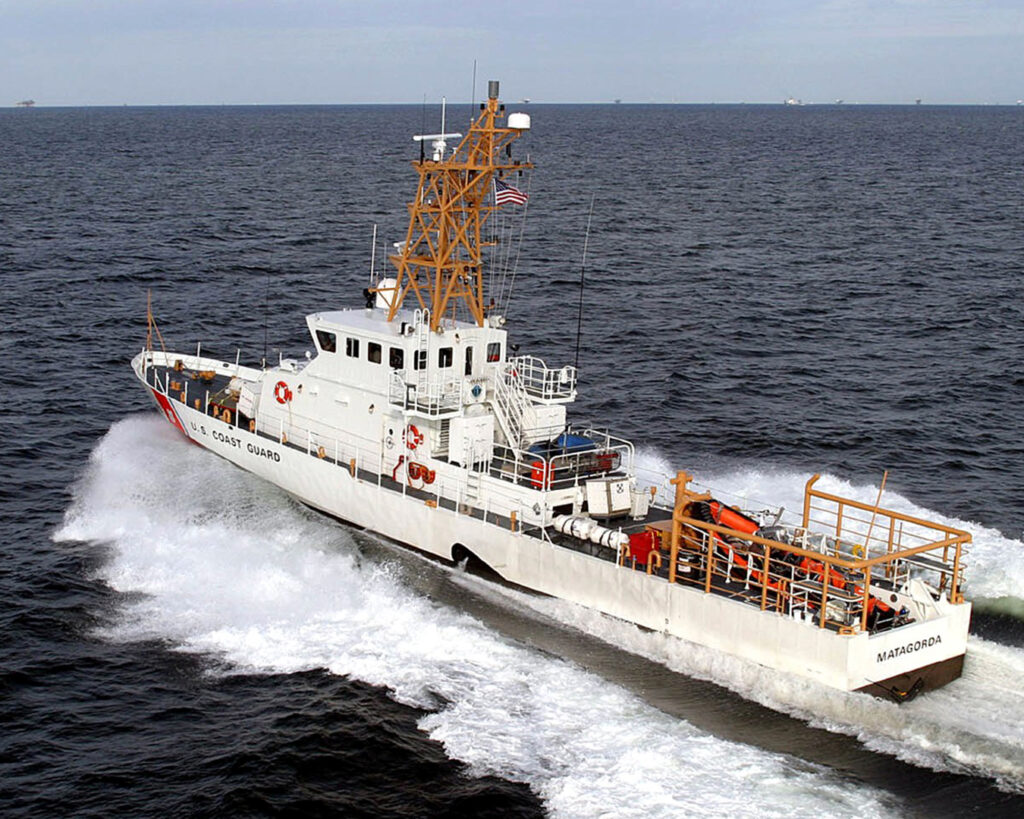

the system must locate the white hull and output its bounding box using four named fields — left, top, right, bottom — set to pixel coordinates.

left=136, top=353, right=970, bottom=696
left=129, top=82, right=971, bottom=701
